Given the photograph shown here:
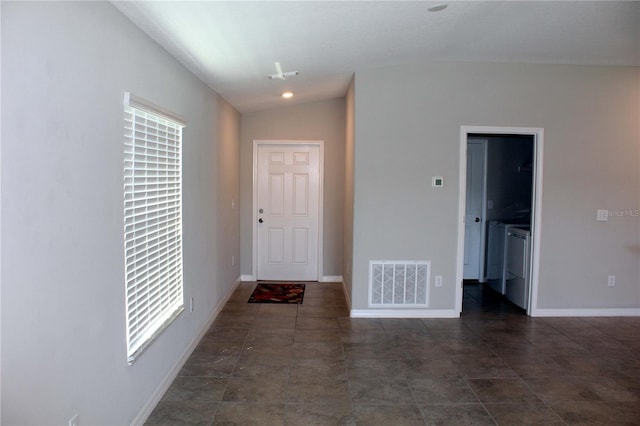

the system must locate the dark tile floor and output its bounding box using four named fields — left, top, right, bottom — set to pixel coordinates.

left=145, top=282, right=640, bottom=425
